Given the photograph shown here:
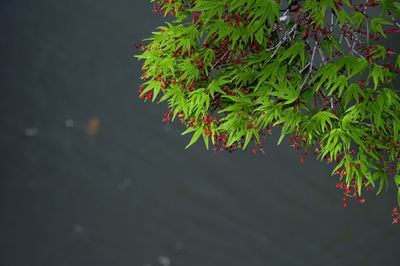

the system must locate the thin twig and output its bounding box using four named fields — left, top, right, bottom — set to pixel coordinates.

left=300, top=72, right=310, bottom=90
left=266, top=41, right=282, bottom=51
left=388, top=10, right=400, bottom=28
left=212, top=49, right=230, bottom=69
left=288, top=23, right=297, bottom=35
left=266, top=41, right=282, bottom=63
left=300, top=43, right=317, bottom=90
left=266, top=23, right=297, bottom=63
left=318, top=47, right=328, bottom=65
left=362, top=0, right=368, bottom=14
left=300, top=62, right=310, bottom=73
left=344, top=36, right=384, bottom=68
left=344, top=36, right=353, bottom=55
left=310, top=42, right=317, bottom=72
